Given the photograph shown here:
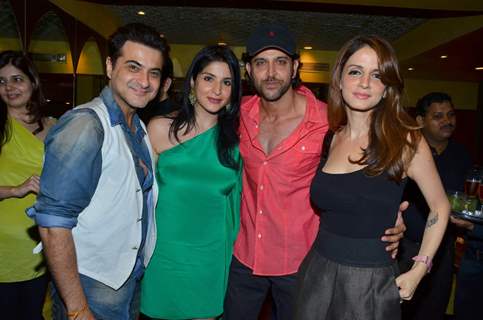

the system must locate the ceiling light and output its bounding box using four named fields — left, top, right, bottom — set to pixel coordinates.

left=408, top=67, right=414, bottom=71
left=303, top=46, right=313, bottom=50
left=137, top=11, right=145, bottom=16
left=218, top=42, right=227, bottom=46
left=475, top=67, right=483, bottom=70
left=65, top=102, right=71, bottom=105
left=440, top=55, right=448, bottom=59
left=46, top=99, right=51, bottom=102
